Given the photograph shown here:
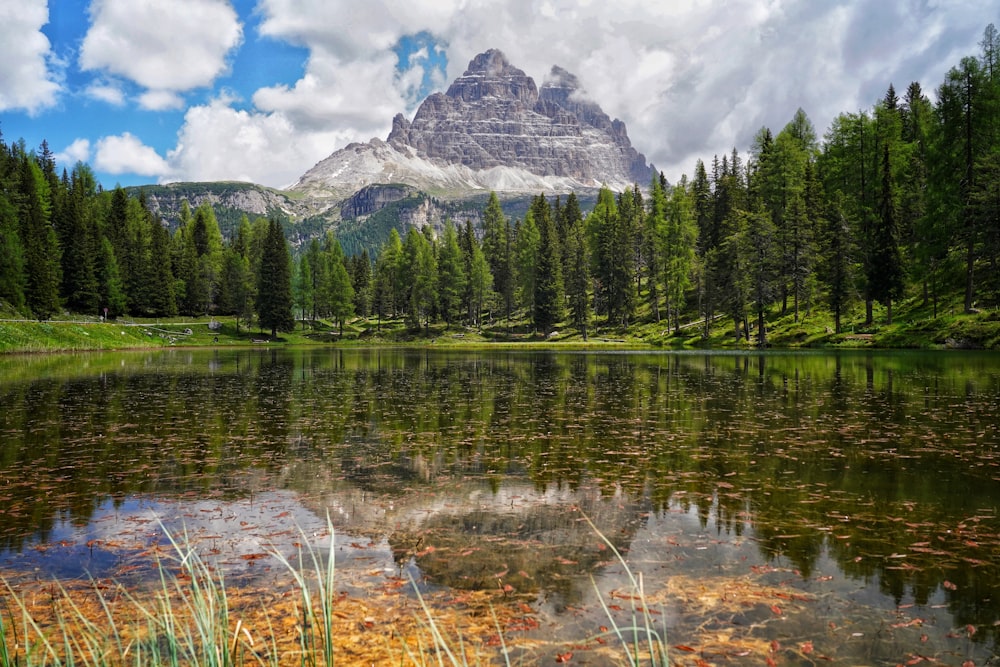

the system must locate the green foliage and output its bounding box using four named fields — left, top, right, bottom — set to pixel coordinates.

left=255, top=218, right=295, bottom=337
left=1, top=22, right=1000, bottom=347
left=437, top=219, right=466, bottom=324
left=531, top=194, right=564, bottom=335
